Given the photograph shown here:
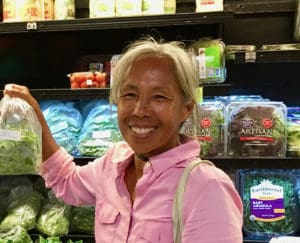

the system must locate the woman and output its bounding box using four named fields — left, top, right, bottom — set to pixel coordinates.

left=3, top=37, right=243, bottom=243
